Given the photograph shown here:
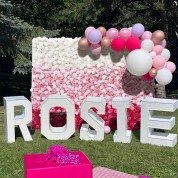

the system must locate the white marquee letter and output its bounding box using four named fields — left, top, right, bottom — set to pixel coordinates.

left=41, top=95, right=75, bottom=140
left=141, top=98, right=178, bottom=147
left=80, top=97, right=106, bottom=141
left=112, top=97, right=132, bottom=143
left=3, top=96, right=32, bottom=143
